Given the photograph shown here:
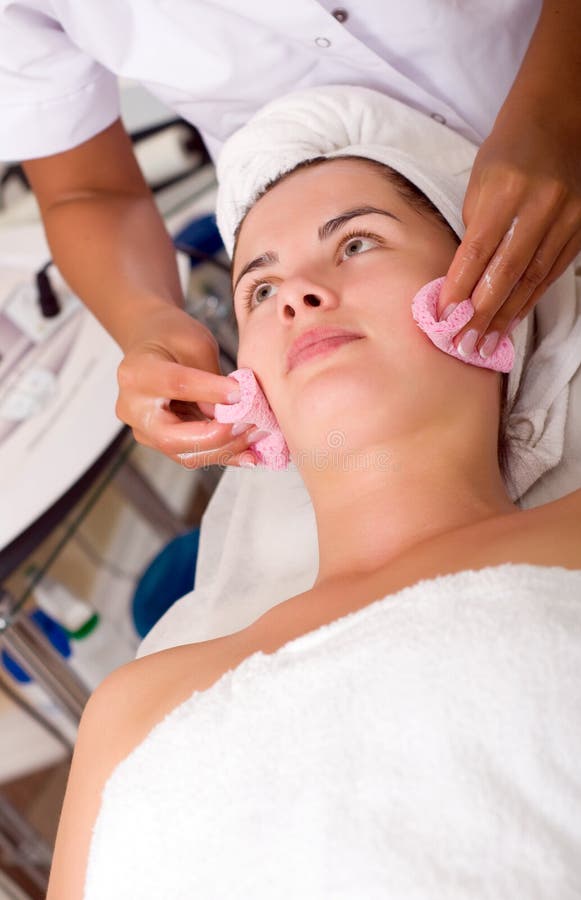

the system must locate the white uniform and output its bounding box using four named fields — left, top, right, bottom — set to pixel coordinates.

left=0, top=0, right=541, bottom=162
